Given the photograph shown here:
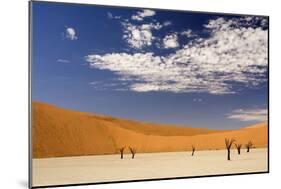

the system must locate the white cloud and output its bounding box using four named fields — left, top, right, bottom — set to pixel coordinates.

left=181, top=29, right=195, bottom=38
left=107, top=12, right=121, bottom=19
left=131, top=9, right=156, bottom=21
left=163, top=34, right=179, bottom=48
left=65, top=27, right=77, bottom=40
left=86, top=16, right=268, bottom=94
left=122, top=22, right=163, bottom=49
left=163, top=21, right=172, bottom=26
left=226, top=108, right=268, bottom=122
left=89, top=80, right=129, bottom=91
left=193, top=98, right=203, bottom=102
left=120, top=9, right=171, bottom=49
left=107, top=12, right=113, bottom=19
left=57, top=59, right=70, bottom=63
